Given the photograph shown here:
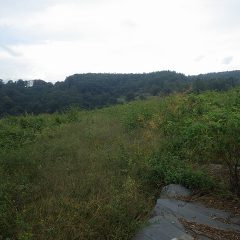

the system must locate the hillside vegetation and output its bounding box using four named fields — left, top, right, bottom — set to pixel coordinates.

left=1, top=70, right=240, bottom=115
left=1, top=87, right=240, bottom=239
